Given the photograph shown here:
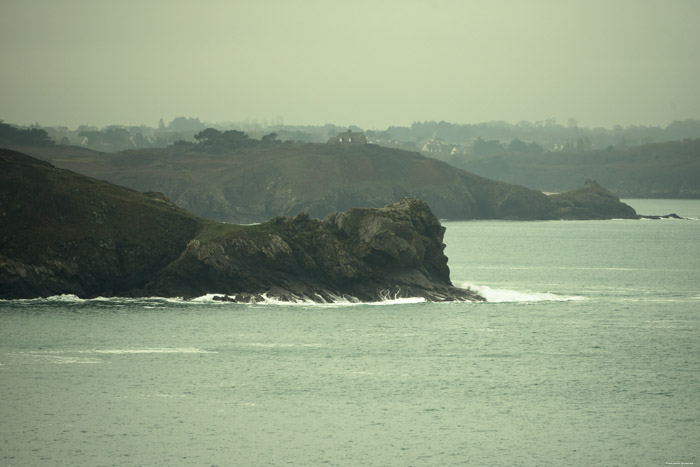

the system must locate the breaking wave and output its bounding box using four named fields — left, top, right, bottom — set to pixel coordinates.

left=461, top=283, right=585, bottom=303
left=3, top=286, right=584, bottom=306
left=1, top=292, right=427, bottom=307
left=189, top=293, right=427, bottom=307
